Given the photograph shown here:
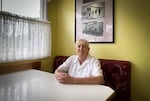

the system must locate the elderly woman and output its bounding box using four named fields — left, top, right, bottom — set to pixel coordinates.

left=55, top=39, right=104, bottom=84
